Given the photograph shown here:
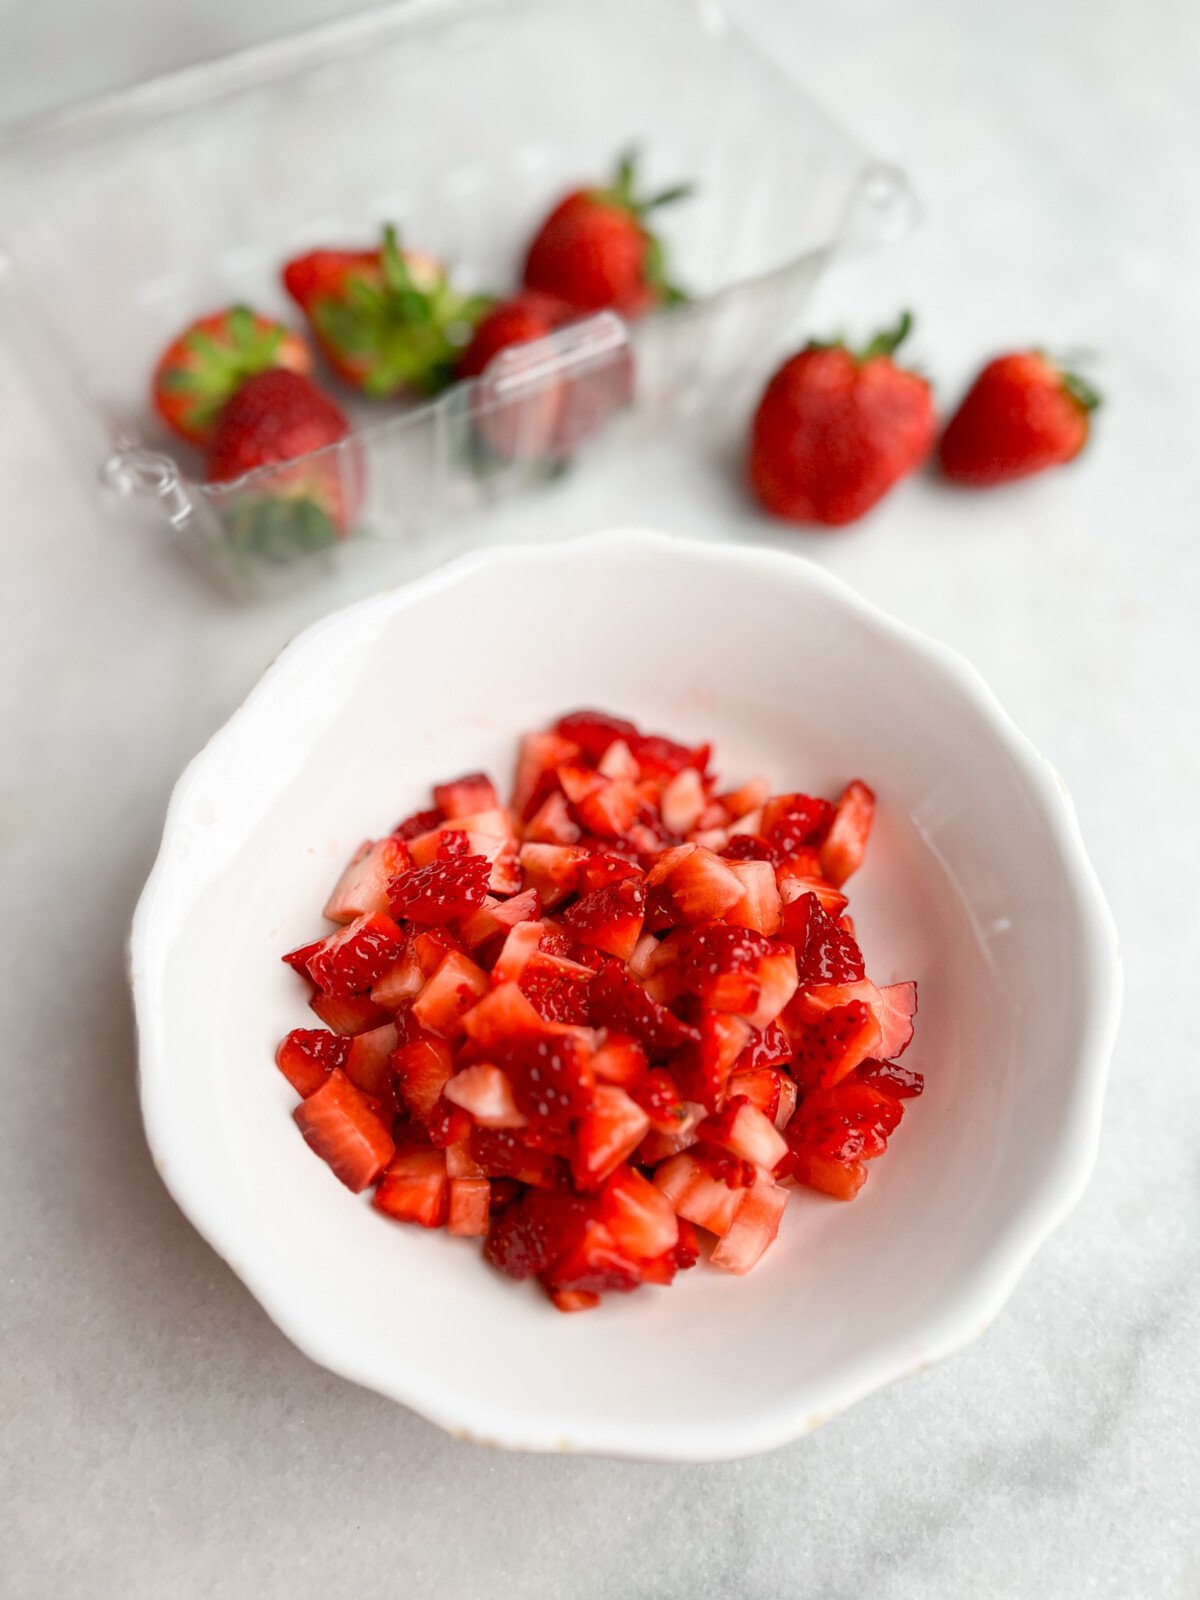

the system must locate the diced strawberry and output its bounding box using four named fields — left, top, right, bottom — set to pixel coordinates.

left=391, top=805, right=443, bottom=841
left=626, top=931, right=662, bottom=978
left=575, top=853, right=643, bottom=893
left=373, top=1147, right=448, bottom=1227
left=775, top=1075, right=798, bottom=1130
left=742, top=946, right=798, bottom=1030
left=632, top=732, right=709, bottom=780
left=662, top=847, right=745, bottom=922
left=369, top=945, right=423, bottom=1008
left=556, top=761, right=605, bottom=805
left=447, top=1176, right=491, bottom=1236
left=560, top=876, right=646, bottom=960
left=597, top=738, right=640, bottom=781
left=788, top=1082, right=903, bottom=1164
left=435, top=828, right=471, bottom=860
left=645, top=841, right=697, bottom=887
left=820, top=780, right=875, bottom=885
left=785, top=1145, right=864, bottom=1196
left=660, top=767, right=706, bottom=835
left=554, top=709, right=638, bottom=762
left=293, top=1069, right=395, bottom=1191
left=518, top=842, right=589, bottom=908
left=324, top=837, right=409, bottom=923
left=653, top=1151, right=745, bottom=1237
left=491, top=887, right=541, bottom=925
left=524, top=790, right=581, bottom=844
left=513, top=731, right=581, bottom=819
left=546, top=1218, right=643, bottom=1296
left=425, top=1096, right=473, bottom=1148
left=460, top=980, right=546, bottom=1047
left=733, top=1019, right=793, bottom=1073
left=504, top=1032, right=593, bottom=1132
left=790, top=1000, right=883, bottom=1091
left=412, top=950, right=489, bottom=1035
left=710, top=1171, right=789, bottom=1274
left=857, top=1058, right=924, bottom=1097
left=587, top=963, right=699, bottom=1054
left=689, top=827, right=729, bottom=852
left=631, top=1066, right=685, bottom=1131
left=343, top=1021, right=399, bottom=1097
left=875, top=980, right=918, bottom=1059
left=490, top=920, right=544, bottom=984
left=282, top=939, right=324, bottom=987
left=782, top=892, right=866, bottom=986
left=549, top=1288, right=600, bottom=1312
left=484, top=1187, right=587, bottom=1279
left=689, top=1140, right=757, bottom=1188
left=761, top=793, right=834, bottom=866
left=636, top=1100, right=705, bottom=1164
left=572, top=1084, right=651, bottom=1187
left=309, top=992, right=389, bottom=1035
left=443, top=1063, right=526, bottom=1127
left=276, top=1028, right=349, bottom=1097
left=677, top=923, right=773, bottom=1013
left=470, top=1126, right=563, bottom=1187
left=591, top=1032, right=649, bottom=1087
left=703, top=1094, right=789, bottom=1171
left=445, top=1138, right=485, bottom=1177
left=725, top=859, right=783, bottom=935
left=518, top=950, right=594, bottom=1024
left=388, top=854, right=491, bottom=925
left=391, top=1036, right=454, bottom=1120
left=572, top=777, right=641, bottom=839
left=433, top=772, right=499, bottom=818
left=600, top=1166, right=679, bottom=1260
left=307, top=912, right=407, bottom=997
left=725, top=1064, right=783, bottom=1121
left=674, top=1008, right=752, bottom=1110
left=718, top=777, right=770, bottom=819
